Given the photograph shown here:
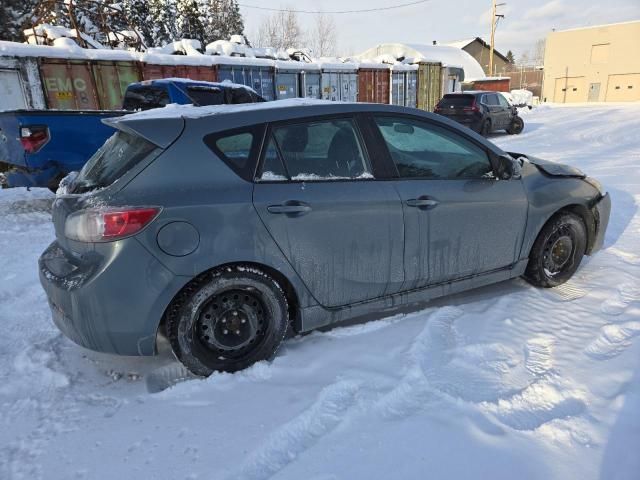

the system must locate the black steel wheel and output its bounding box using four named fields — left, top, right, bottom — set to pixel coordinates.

left=166, top=266, right=289, bottom=376
left=524, top=213, right=587, bottom=288
left=507, top=116, right=524, bottom=135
